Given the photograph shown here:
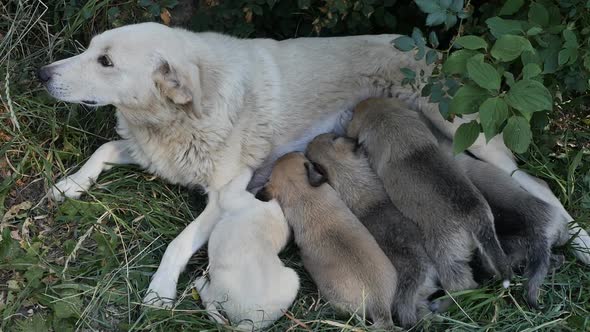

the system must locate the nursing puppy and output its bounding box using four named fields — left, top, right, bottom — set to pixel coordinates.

left=347, top=98, right=512, bottom=295
left=450, top=153, right=568, bottom=308
left=421, top=113, right=570, bottom=308
left=306, top=133, right=437, bottom=327
left=193, top=169, right=299, bottom=330
left=257, top=152, right=397, bottom=328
